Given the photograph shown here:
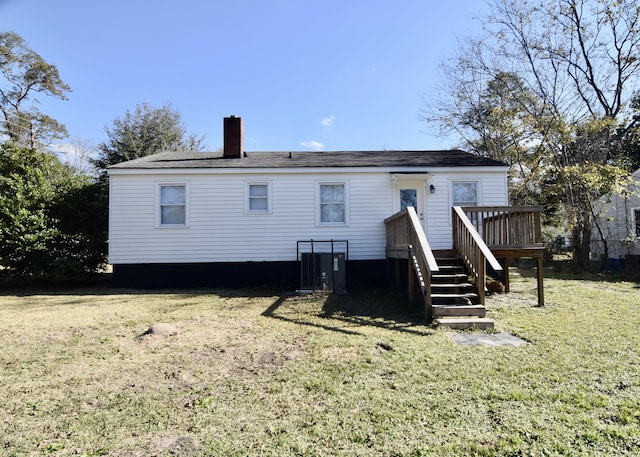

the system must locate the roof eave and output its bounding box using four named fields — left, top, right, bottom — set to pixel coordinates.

left=107, top=164, right=510, bottom=175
